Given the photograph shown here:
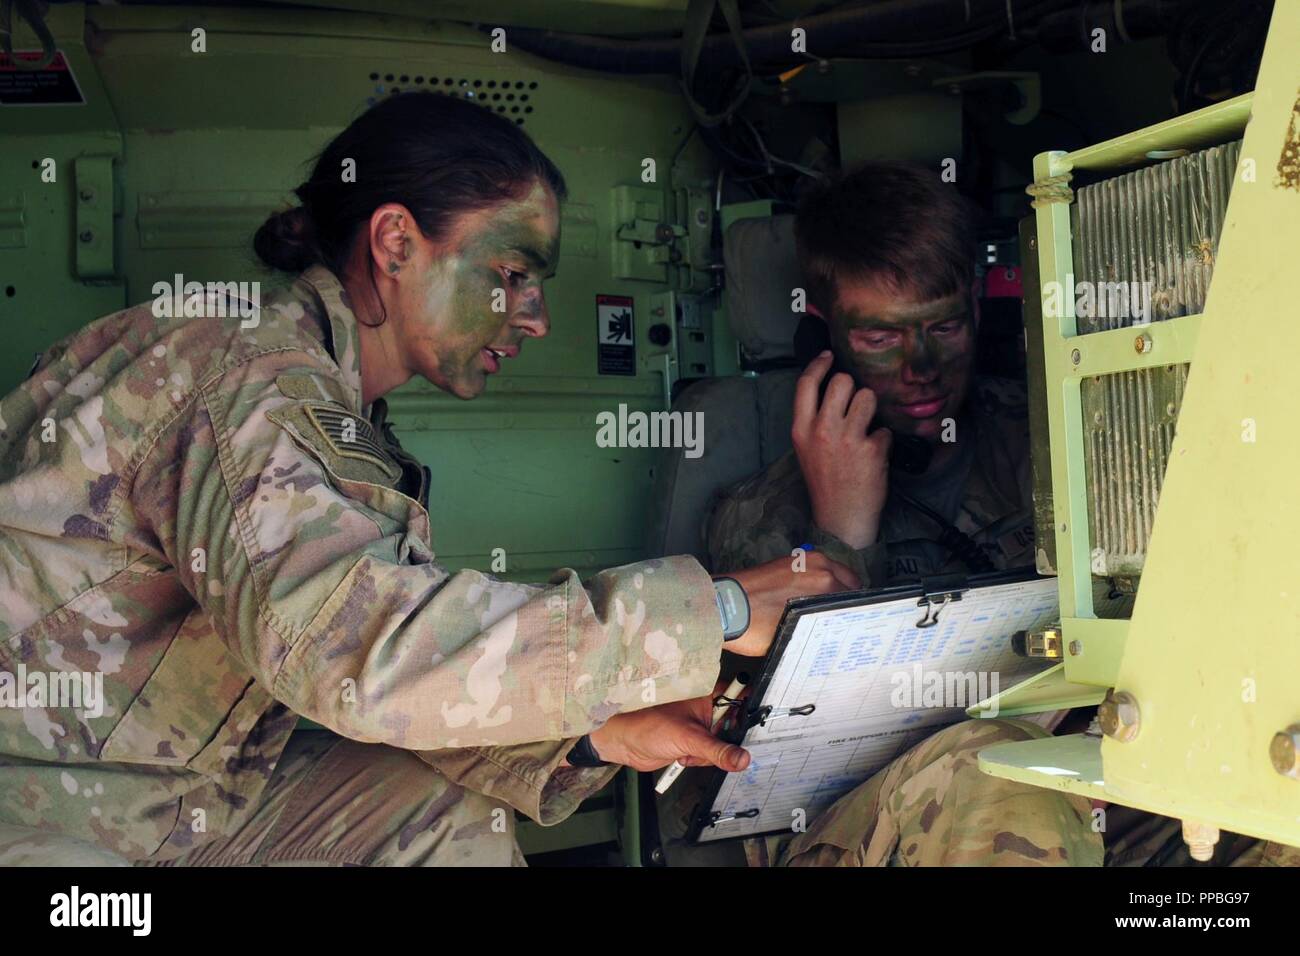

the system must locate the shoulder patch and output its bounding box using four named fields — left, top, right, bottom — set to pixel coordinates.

left=267, top=400, right=401, bottom=487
